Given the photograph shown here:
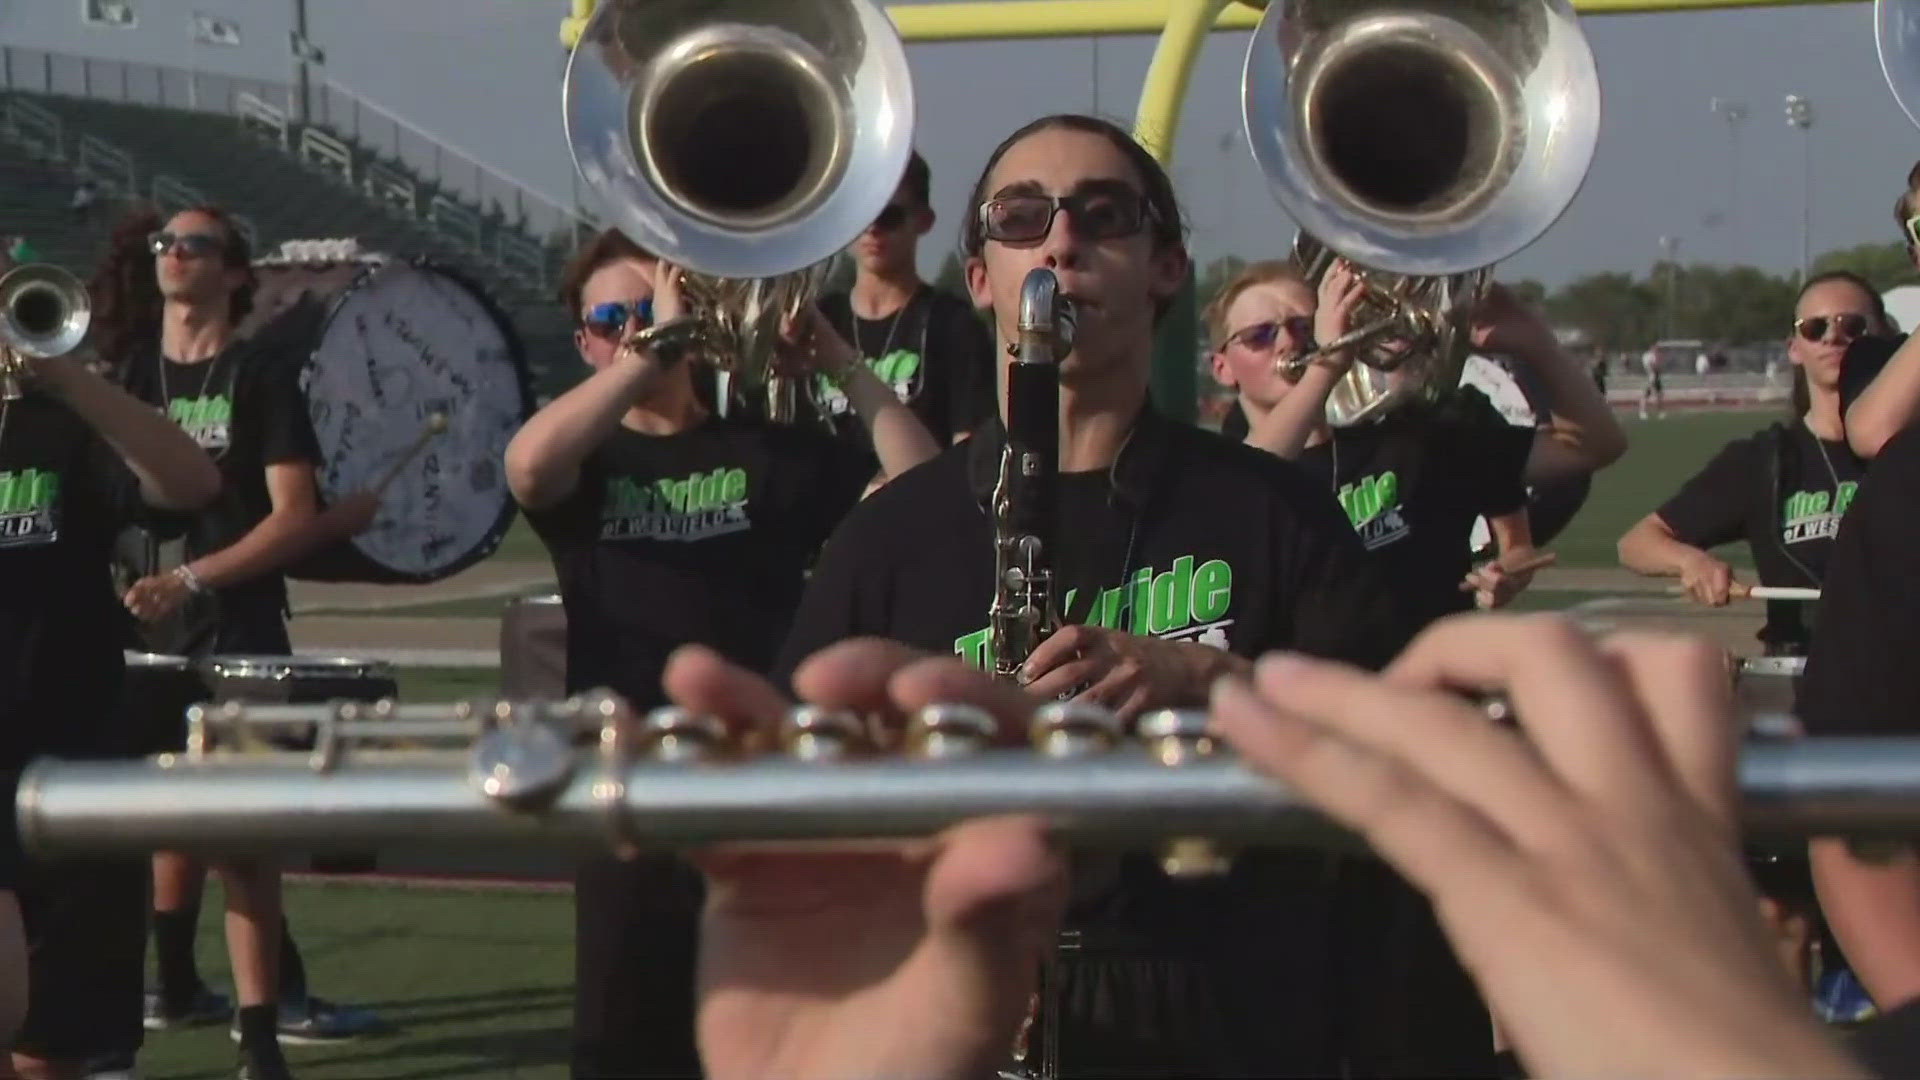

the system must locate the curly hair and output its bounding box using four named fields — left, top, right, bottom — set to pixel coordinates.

left=89, top=203, right=256, bottom=372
